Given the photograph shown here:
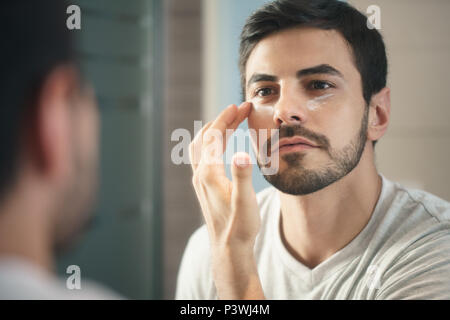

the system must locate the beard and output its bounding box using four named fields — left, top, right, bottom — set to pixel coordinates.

left=258, top=108, right=369, bottom=196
